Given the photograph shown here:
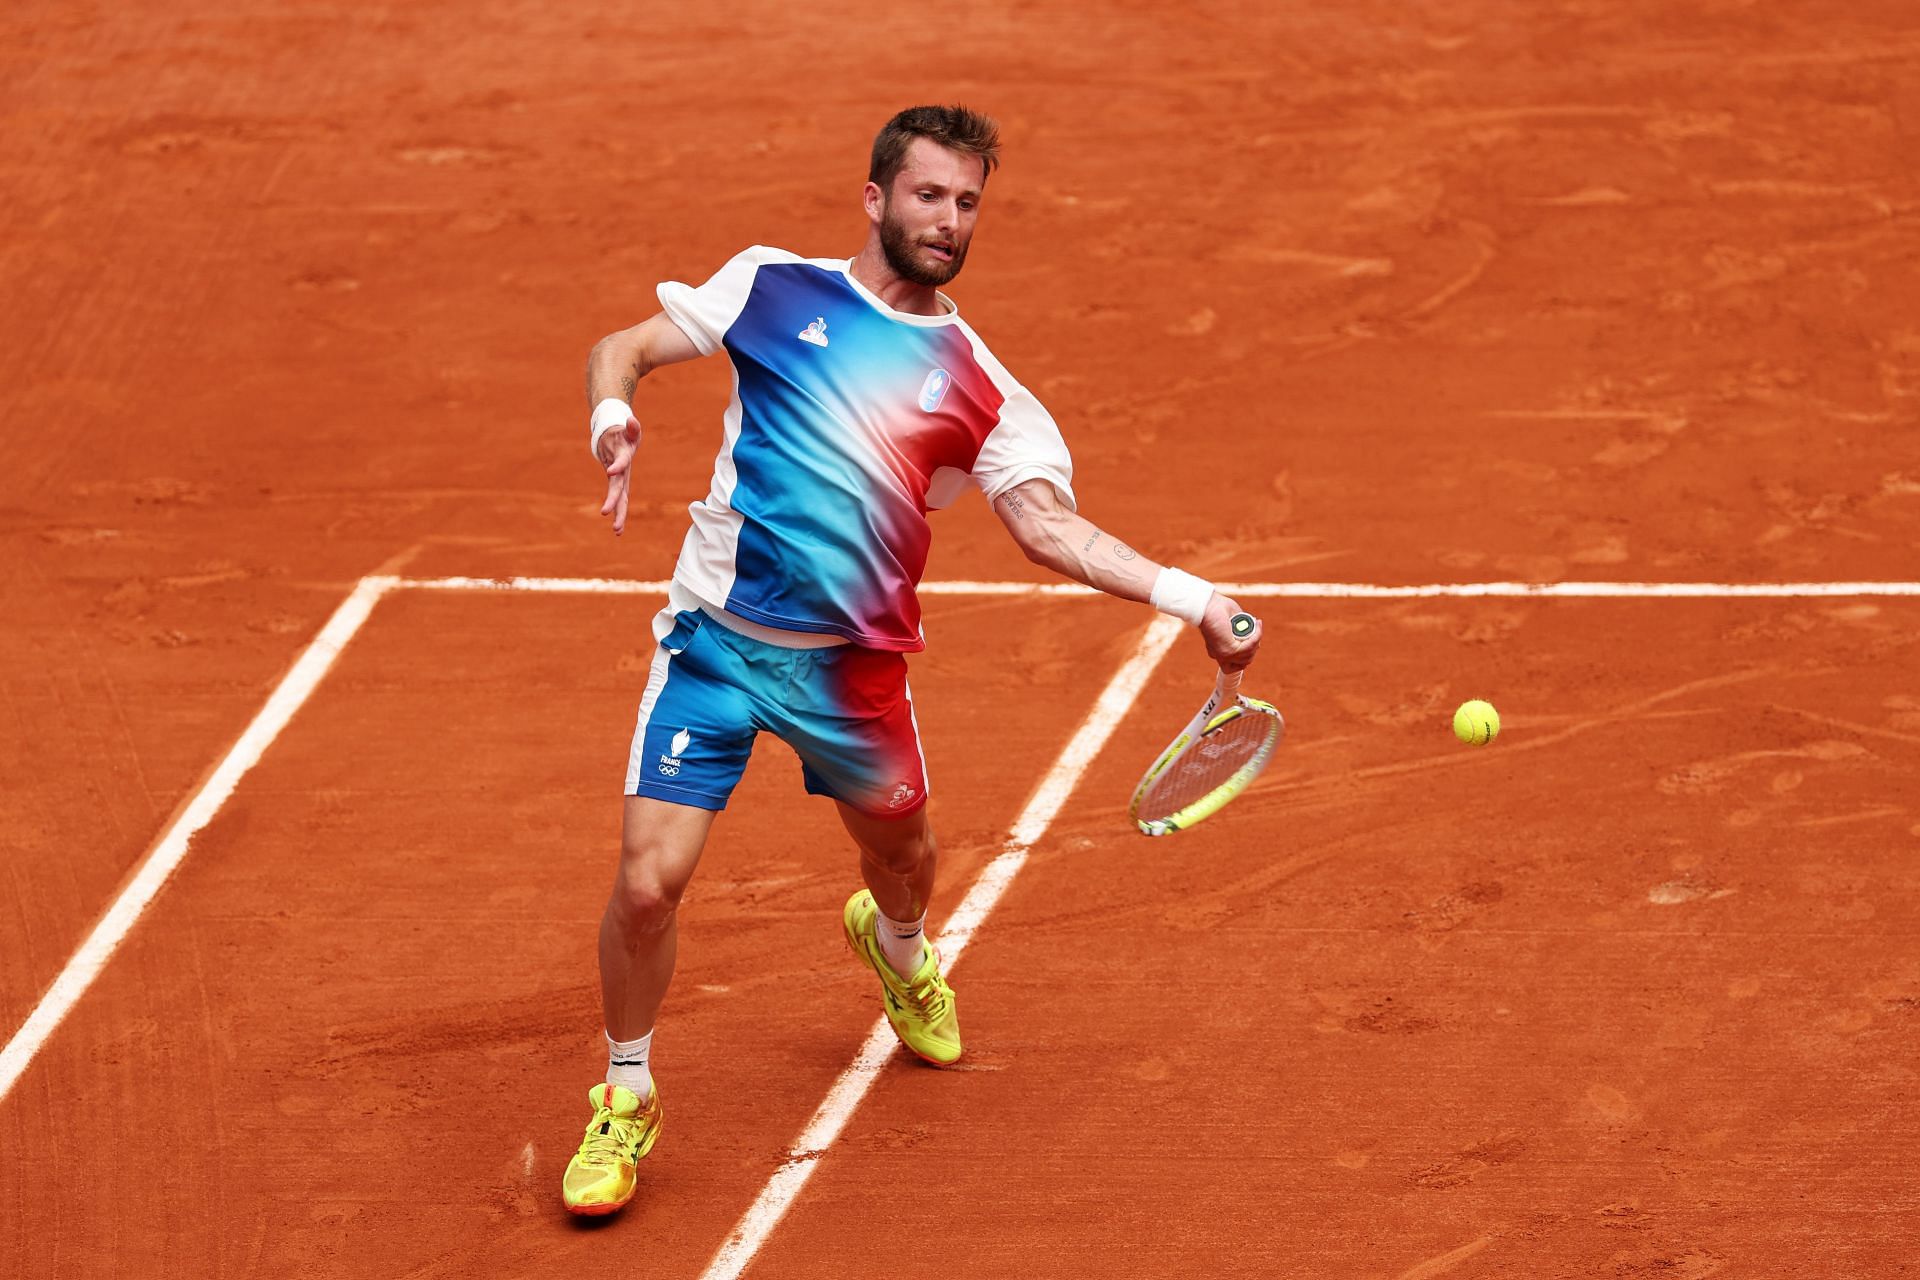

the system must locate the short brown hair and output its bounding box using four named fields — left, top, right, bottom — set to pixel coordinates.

left=868, top=105, right=1001, bottom=190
